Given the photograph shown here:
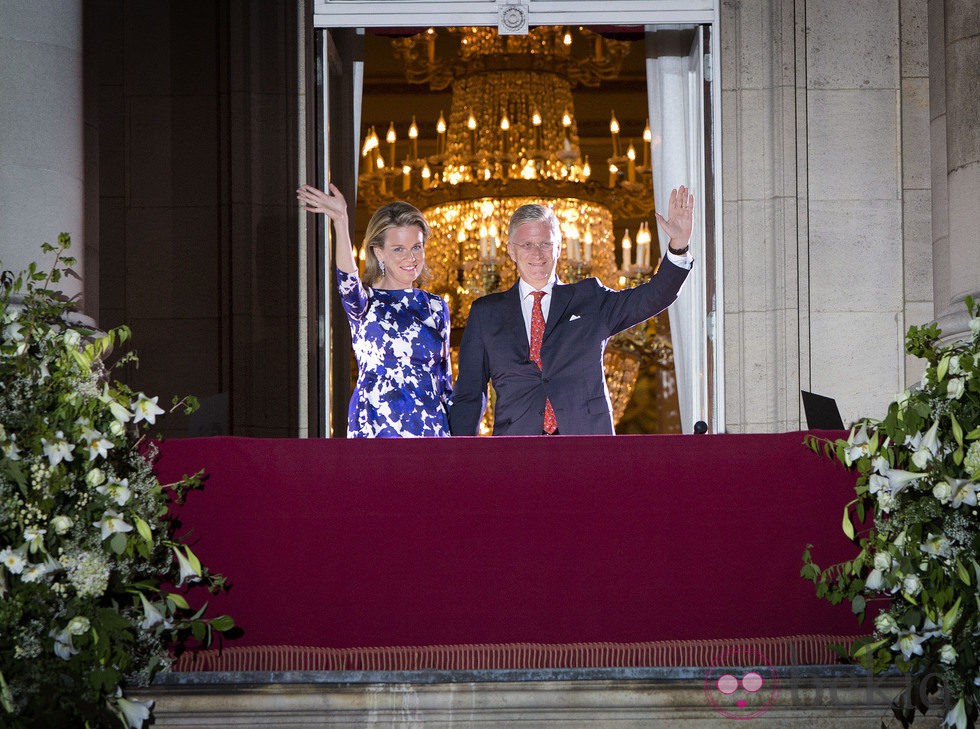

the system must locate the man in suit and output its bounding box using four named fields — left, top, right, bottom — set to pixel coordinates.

left=449, top=186, right=695, bottom=436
